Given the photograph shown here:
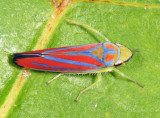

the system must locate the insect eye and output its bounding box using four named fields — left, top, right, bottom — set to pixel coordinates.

left=114, top=60, right=123, bottom=66
left=114, top=63, right=123, bottom=66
